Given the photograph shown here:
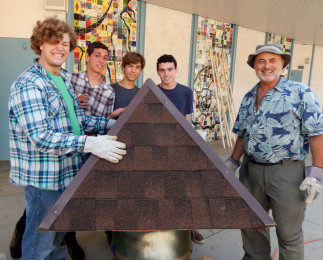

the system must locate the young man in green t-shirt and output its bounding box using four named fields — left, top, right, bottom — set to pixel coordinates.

left=9, top=18, right=126, bottom=260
